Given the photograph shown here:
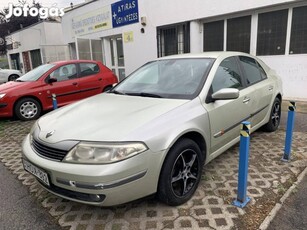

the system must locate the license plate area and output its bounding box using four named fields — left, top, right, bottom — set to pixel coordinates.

left=23, top=159, right=50, bottom=186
